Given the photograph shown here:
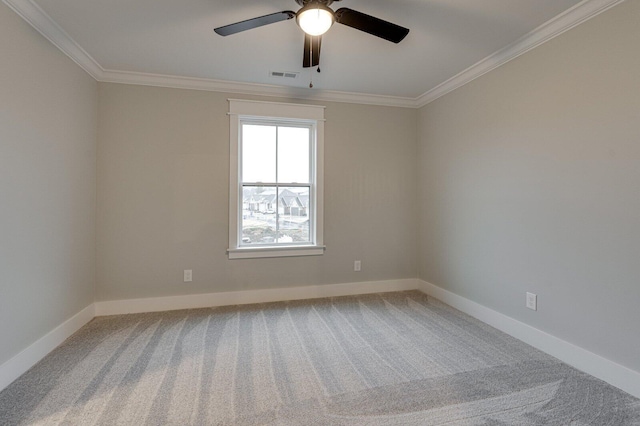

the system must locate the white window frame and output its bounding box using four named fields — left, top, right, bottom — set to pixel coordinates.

left=227, top=99, right=325, bottom=259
